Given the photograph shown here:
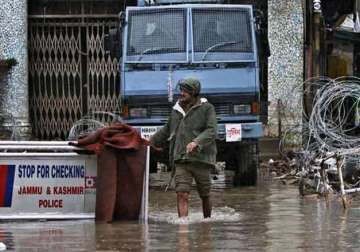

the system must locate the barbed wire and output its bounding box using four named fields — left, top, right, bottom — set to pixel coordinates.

left=279, top=76, right=360, bottom=159
left=67, top=111, right=122, bottom=140
left=308, top=76, right=360, bottom=155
